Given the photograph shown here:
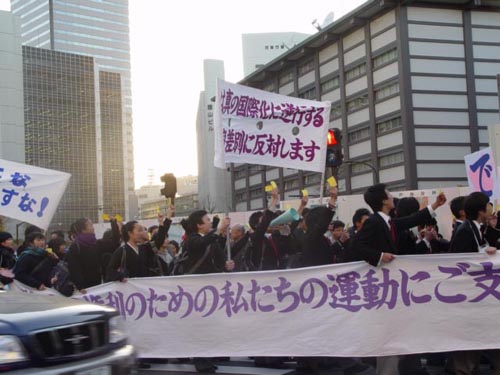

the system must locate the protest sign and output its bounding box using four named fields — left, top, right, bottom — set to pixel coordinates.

left=464, top=148, right=499, bottom=200
left=214, top=79, right=331, bottom=173
left=40, top=253, right=500, bottom=358
left=0, top=159, right=70, bottom=229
